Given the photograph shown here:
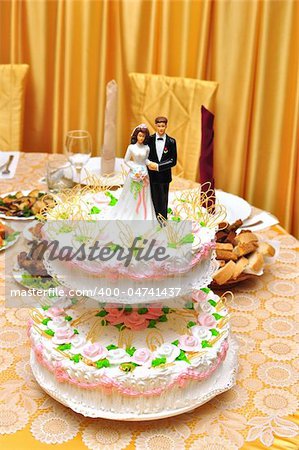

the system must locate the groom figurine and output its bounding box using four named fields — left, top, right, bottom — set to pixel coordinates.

left=147, top=116, right=177, bottom=220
